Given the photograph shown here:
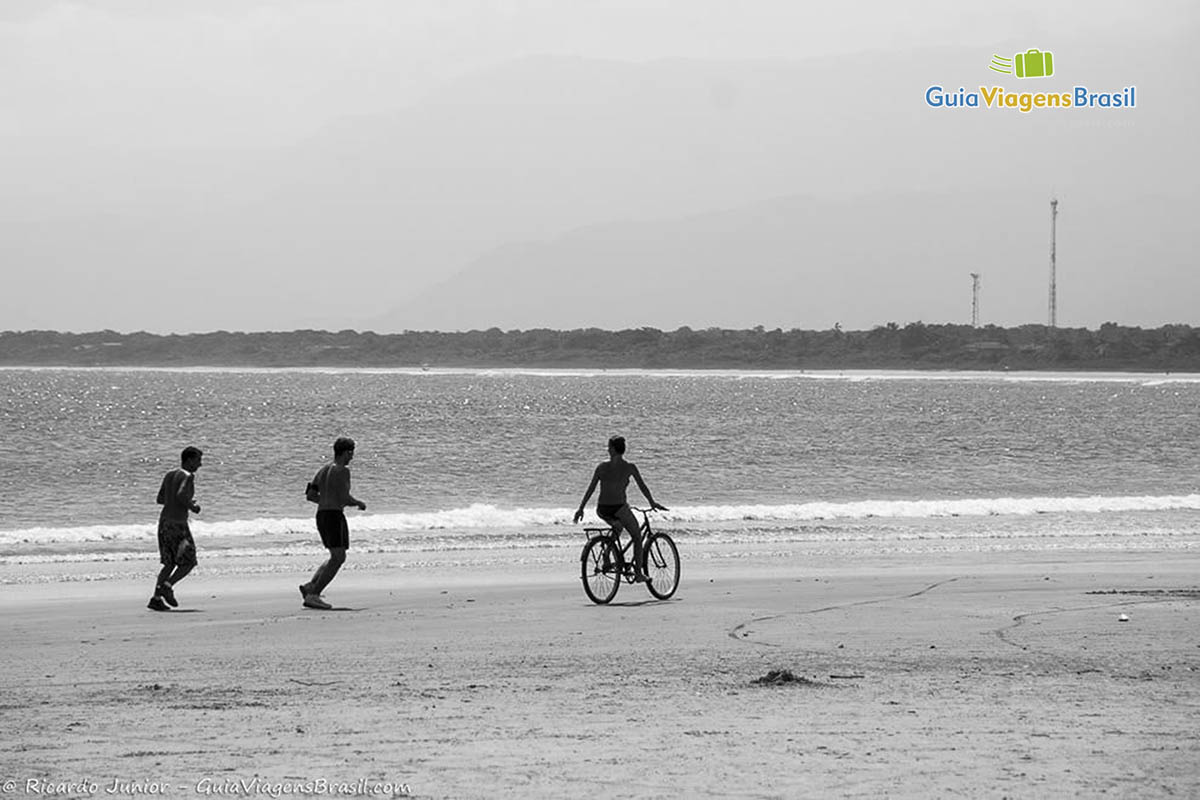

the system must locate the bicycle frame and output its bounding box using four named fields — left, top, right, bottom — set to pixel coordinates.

left=582, top=507, right=653, bottom=578
left=580, top=506, right=680, bottom=603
